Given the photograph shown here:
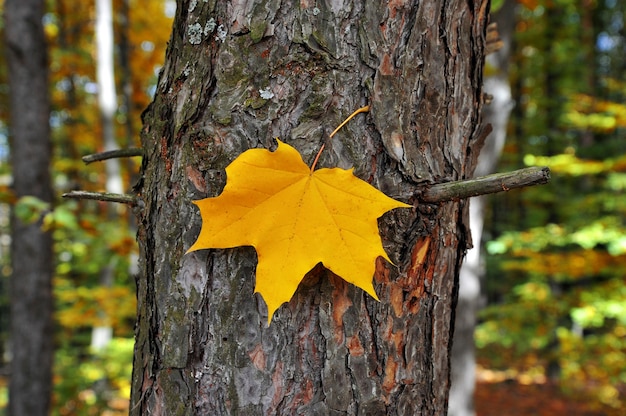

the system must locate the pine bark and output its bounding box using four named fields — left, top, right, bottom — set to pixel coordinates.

left=5, top=0, right=54, bottom=415
left=131, top=1, right=489, bottom=414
